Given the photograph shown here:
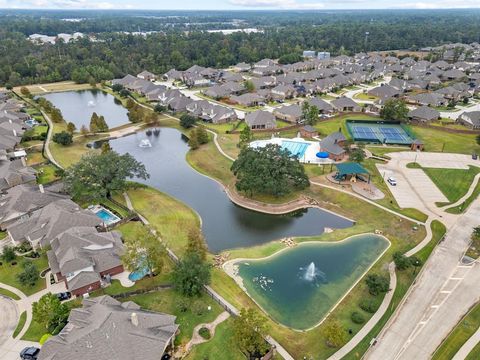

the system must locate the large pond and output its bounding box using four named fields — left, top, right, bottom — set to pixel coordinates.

left=236, top=234, right=390, bottom=329
left=41, top=90, right=129, bottom=129
left=109, top=128, right=354, bottom=253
